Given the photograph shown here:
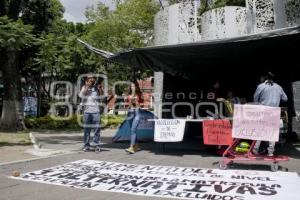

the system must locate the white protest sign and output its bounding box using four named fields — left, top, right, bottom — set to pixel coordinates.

left=154, top=119, right=186, bottom=142
left=232, top=104, right=281, bottom=142
left=11, top=159, right=300, bottom=200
